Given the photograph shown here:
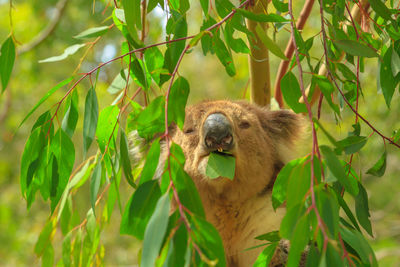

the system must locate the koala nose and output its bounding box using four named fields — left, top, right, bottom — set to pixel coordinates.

left=203, top=113, right=234, bottom=152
